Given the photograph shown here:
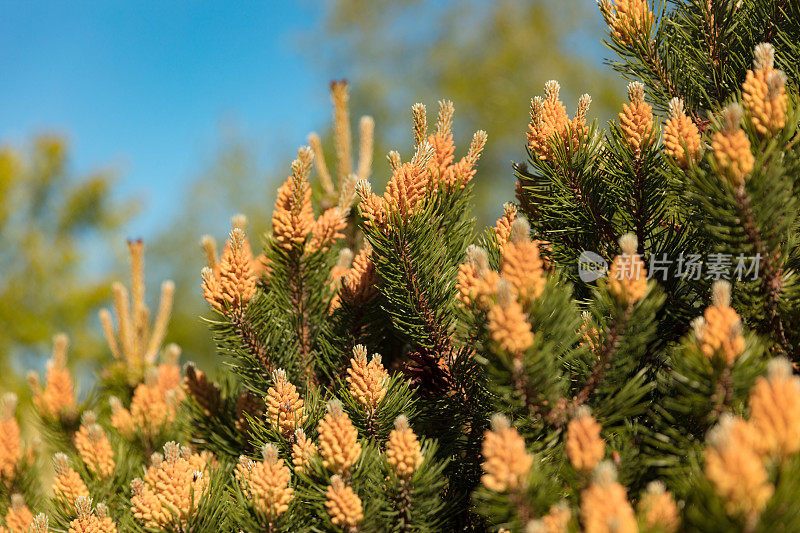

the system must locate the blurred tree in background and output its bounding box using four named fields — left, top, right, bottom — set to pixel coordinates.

left=0, top=135, right=136, bottom=388
left=153, top=0, right=624, bottom=366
